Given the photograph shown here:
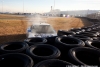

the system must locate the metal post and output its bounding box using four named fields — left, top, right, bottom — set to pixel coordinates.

left=2, top=0, right=3, bottom=13
left=23, top=0, right=24, bottom=14
left=53, top=0, right=55, bottom=16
